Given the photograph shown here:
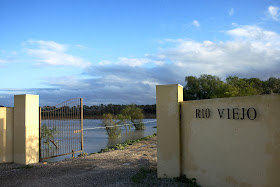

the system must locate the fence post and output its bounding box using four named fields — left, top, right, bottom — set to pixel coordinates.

left=80, top=98, right=83, bottom=151
left=13, top=94, right=39, bottom=165
left=156, top=84, right=183, bottom=178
